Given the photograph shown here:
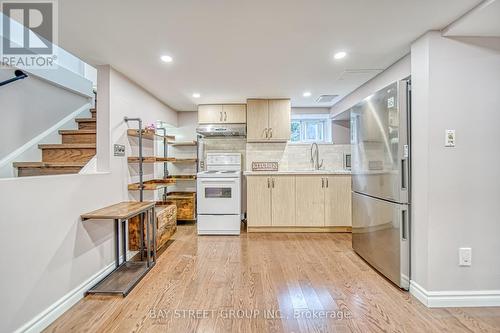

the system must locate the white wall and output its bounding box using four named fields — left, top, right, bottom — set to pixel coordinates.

left=330, top=54, right=411, bottom=117
left=411, top=33, right=500, bottom=296
left=292, top=107, right=330, bottom=115
left=0, top=68, right=90, bottom=159
left=332, top=120, right=350, bottom=144
left=167, top=111, right=198, bottom=192
left=0, top=66, right=178, bottom=333
left=410, top=34, right=431, bottom=291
